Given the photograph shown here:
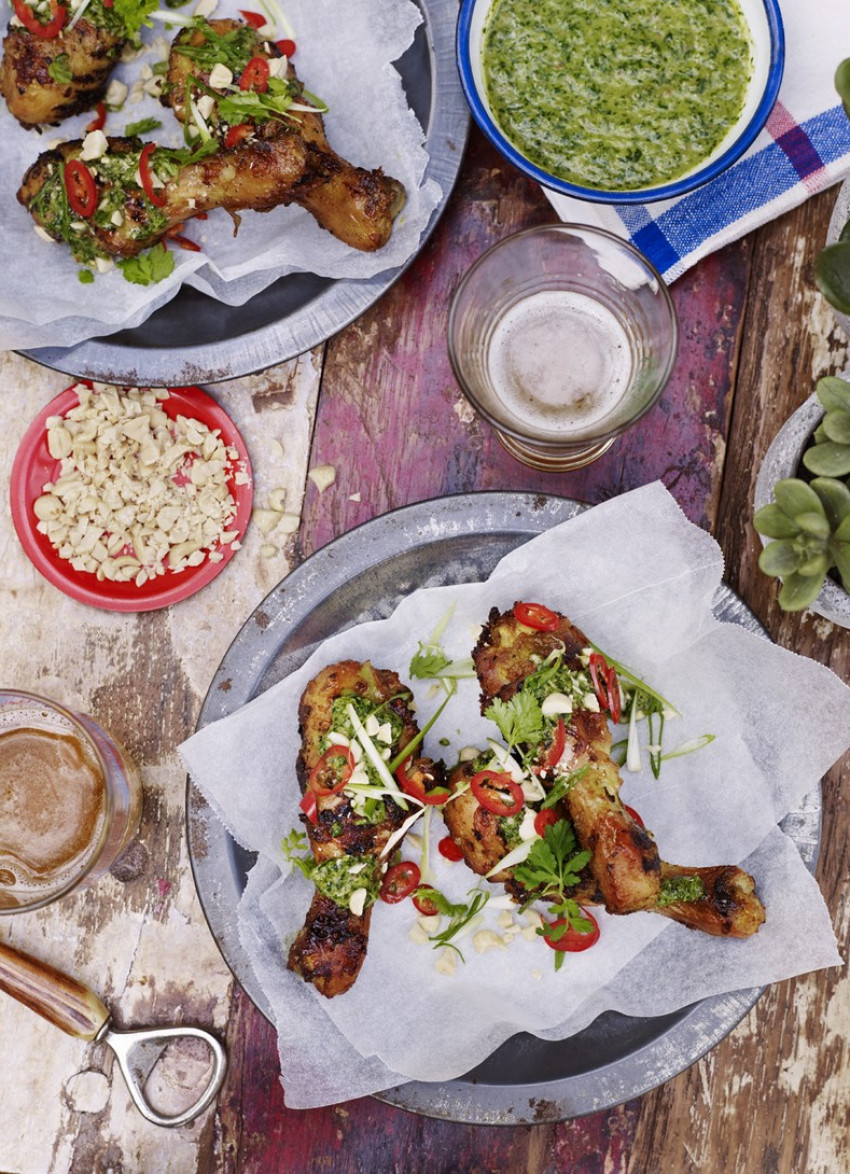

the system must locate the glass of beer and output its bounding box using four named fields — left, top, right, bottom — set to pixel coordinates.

left=448, top=224, right=679, bottom=470
left=0, top=691, right=142, bottom=913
